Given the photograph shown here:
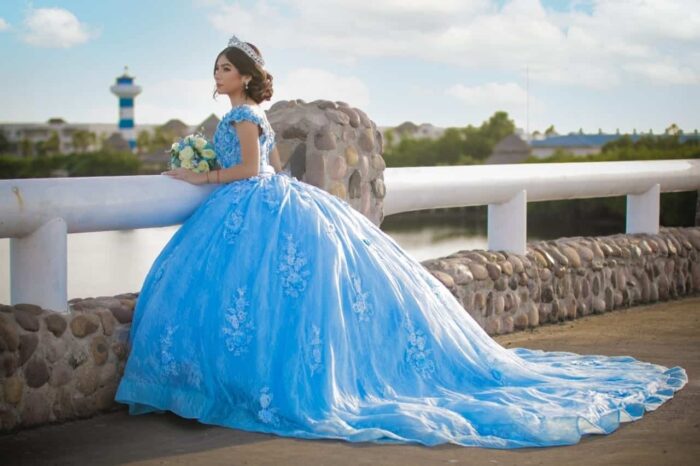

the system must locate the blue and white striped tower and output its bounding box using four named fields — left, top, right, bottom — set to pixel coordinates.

left=109, top=66, right=142, bottom=151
